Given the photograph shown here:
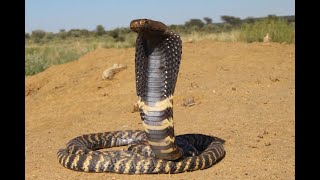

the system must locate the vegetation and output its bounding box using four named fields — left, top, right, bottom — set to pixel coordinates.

left=239, top=17, right=295, bottom=43
left=96, top=25, right=105, bottom=36
left=25, top=15, right=295, bottom=76
left=25, top=42, right=96, bottom=75
left=221, top=15, right=242, bottom=27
